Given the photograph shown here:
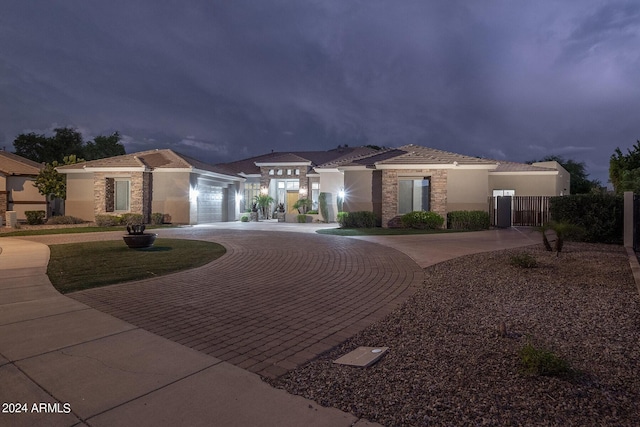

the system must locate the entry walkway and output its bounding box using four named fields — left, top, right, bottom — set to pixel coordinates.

left=0, top=224, right=536, bottom=426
